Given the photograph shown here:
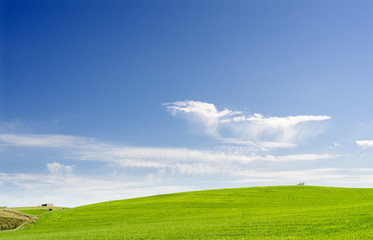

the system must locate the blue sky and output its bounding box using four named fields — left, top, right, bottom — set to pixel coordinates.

left=1, top=0, right=373, bottom=207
